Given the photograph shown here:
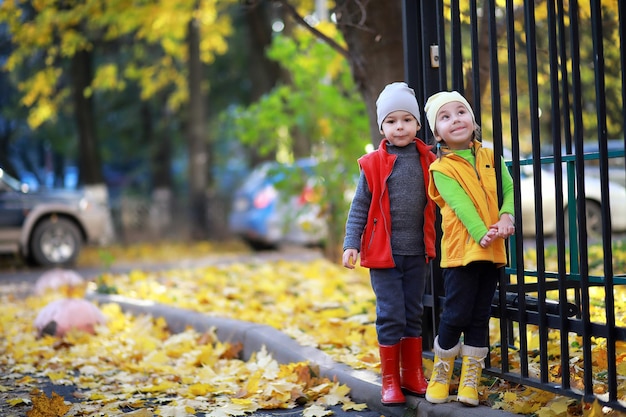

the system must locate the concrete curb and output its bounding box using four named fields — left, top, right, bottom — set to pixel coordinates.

left=87, top=293, right=518, bottom=417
